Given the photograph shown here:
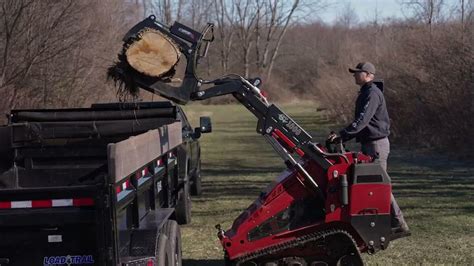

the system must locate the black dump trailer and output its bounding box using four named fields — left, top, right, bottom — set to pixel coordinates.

left=0, top=102, right=194, bottom=265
